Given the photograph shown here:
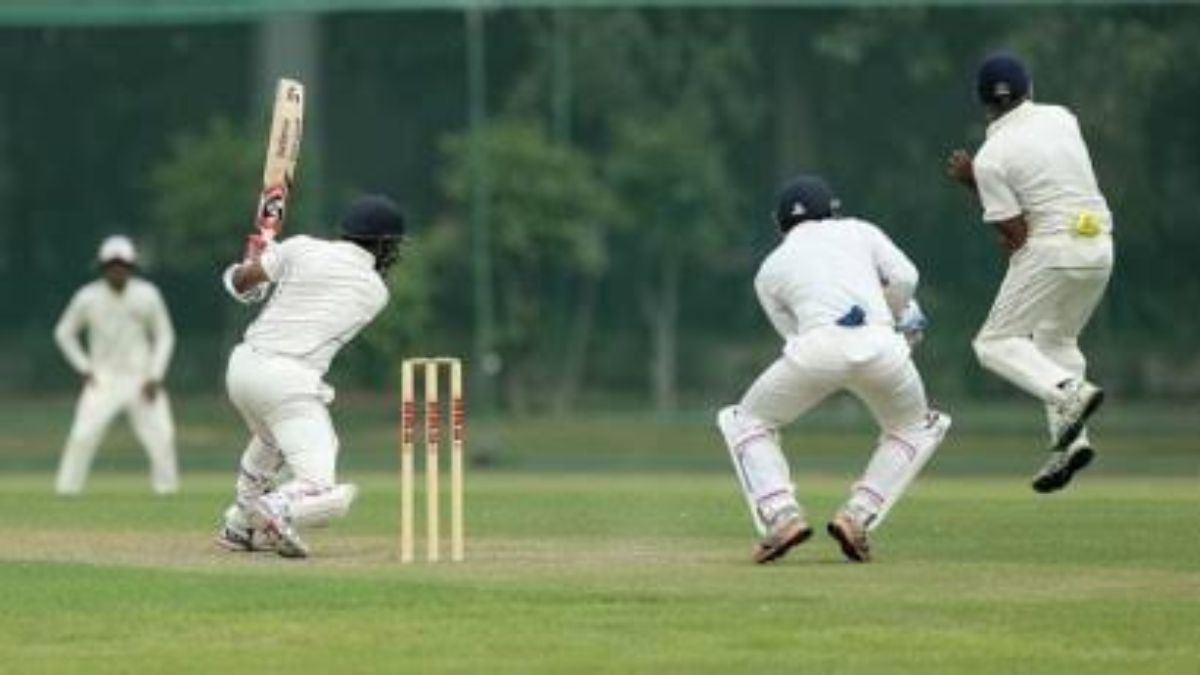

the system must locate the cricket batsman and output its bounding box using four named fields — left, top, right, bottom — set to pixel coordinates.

left=947, top=51, right=1113, bottom=493
left=53, top=235, right=179, bottom=495
left=717, top=175, right=950, bottom=564
left=215, top=195, right=405, bottom=558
